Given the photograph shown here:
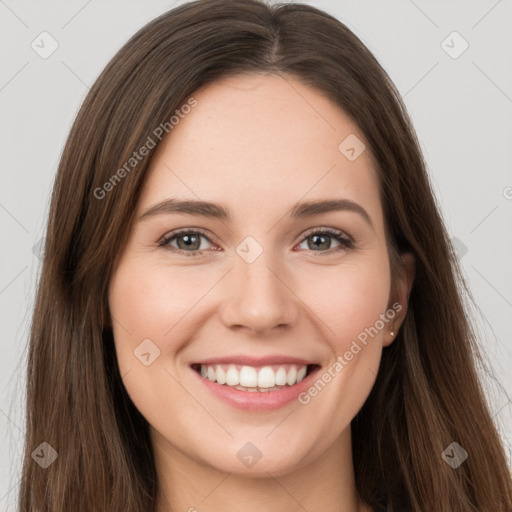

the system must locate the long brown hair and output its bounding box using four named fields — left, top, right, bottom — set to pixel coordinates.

left=18, top=0, right=512, bottom=510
